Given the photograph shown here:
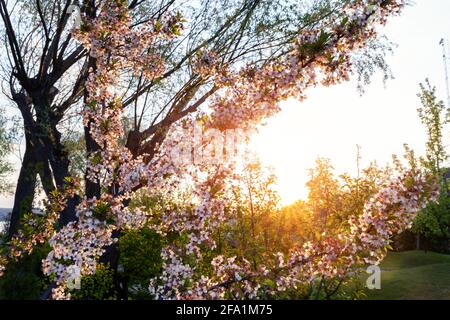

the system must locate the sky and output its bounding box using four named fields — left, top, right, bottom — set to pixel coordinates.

left=249, top=0, right=450, bottom=205
left=1, top=0, right=450, bottom=207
